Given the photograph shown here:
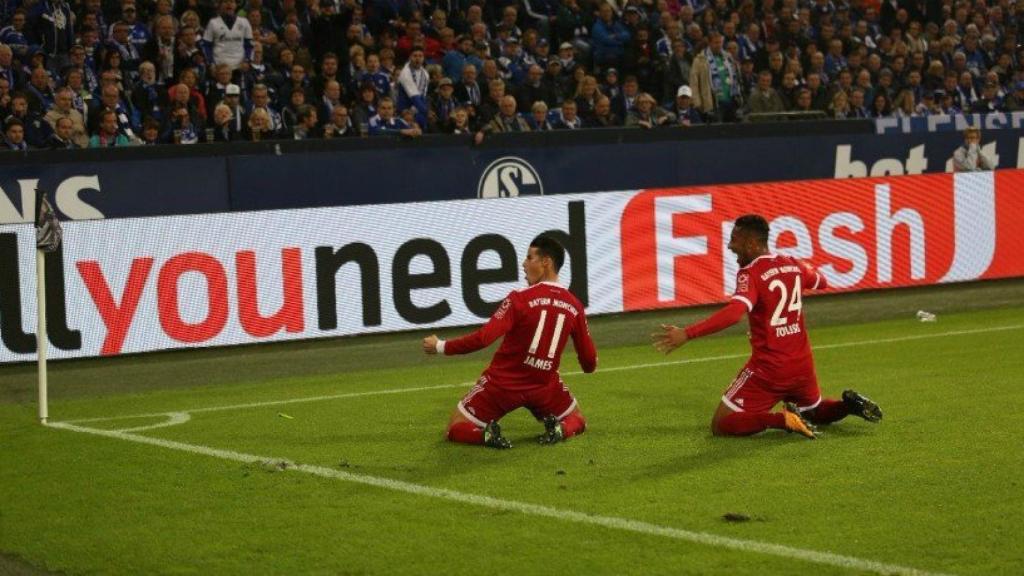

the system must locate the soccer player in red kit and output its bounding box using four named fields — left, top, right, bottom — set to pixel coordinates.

left=653, top=214, right=882, bottom=439
left=423, top=236, right=598, bottom=449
